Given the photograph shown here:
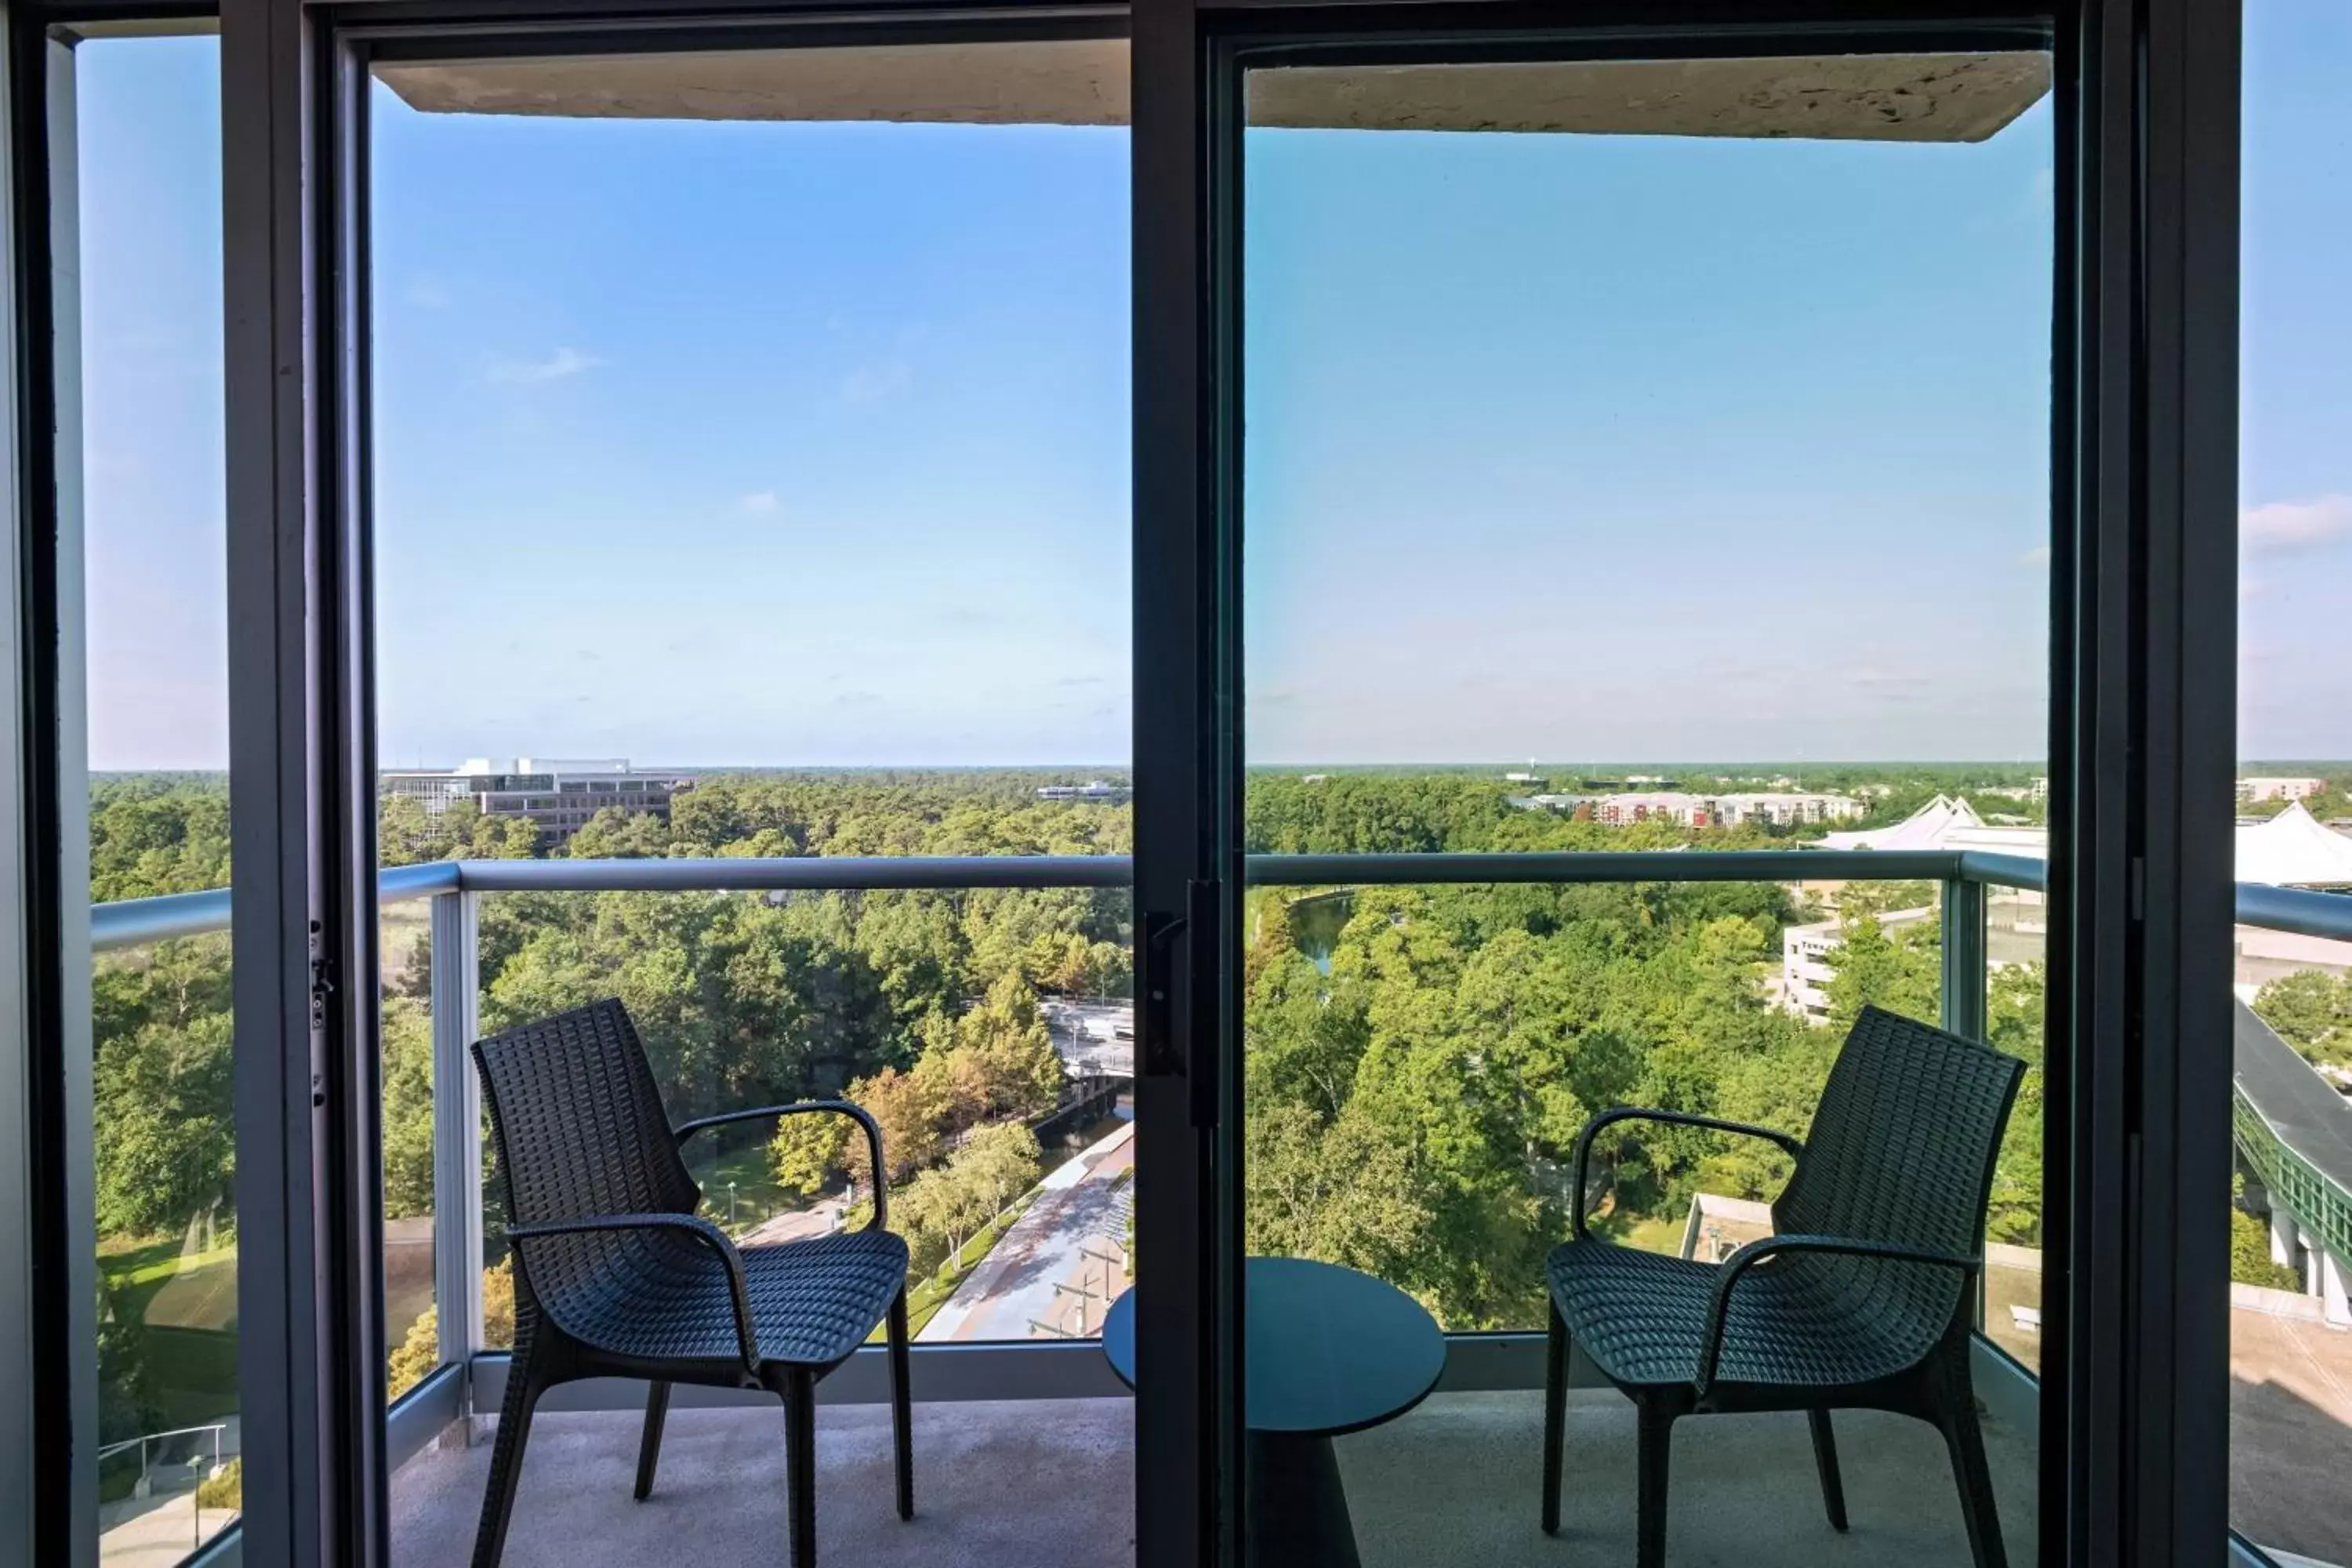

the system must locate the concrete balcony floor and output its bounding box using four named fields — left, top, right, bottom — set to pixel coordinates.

left=391, top=1388, right=2036, bottom=1567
